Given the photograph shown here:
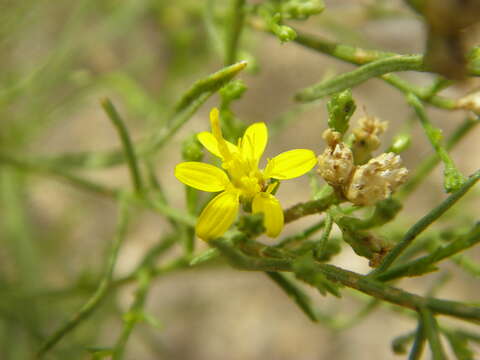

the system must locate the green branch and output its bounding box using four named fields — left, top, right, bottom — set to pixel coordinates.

left=0, top=154, right=119, bottom=197
left=314, top=212, right=333, bottom=259
left=101, top=98, right=144, bottom=193
left=284, top=190, right=340, bottom=223
left=250, top=25, right=458, bottom=109
left=376, top=224, right=480, bottom=282
left=398, top=116, right=479, bottom=199
left=38, top=61, right=247, bottom=170
left=0, top=153, right=195, bottom=227
left=296, top=55, right=424, bottom=102
left=407, top=93, right=466, bottom=192
left=37, top=194, right=133, bottom=358
left=173, top=61, right=247, bottom=113
left=419, top=308, right=446, bottom=359
left=409, top=321, right=427, bottom=360
left=372, top=169, right=480, bottom=275
left=110, top=235, right=183, bottom=359
left=275, top=219, right=326, bottom=248
left=212, top=238, right=480, bottom=322
left=292, top=29, right=456, bottom=108
left=225, top=0, right=246, bottom=65
left=112, top=269, right=153, bottom=360
left=265, top=272, right=318, bottom=322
